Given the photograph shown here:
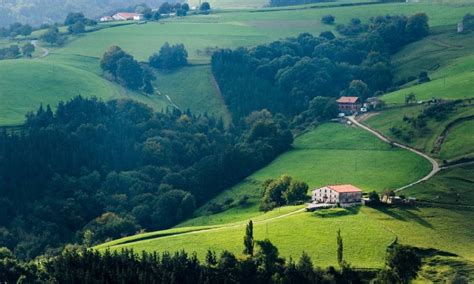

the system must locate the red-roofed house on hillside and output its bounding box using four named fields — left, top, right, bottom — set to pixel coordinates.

left=112, top=13, right=144, bottom=21
left=312, top=184, right=363, bottom=205
left=336, top=96, right=361, bottom=114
